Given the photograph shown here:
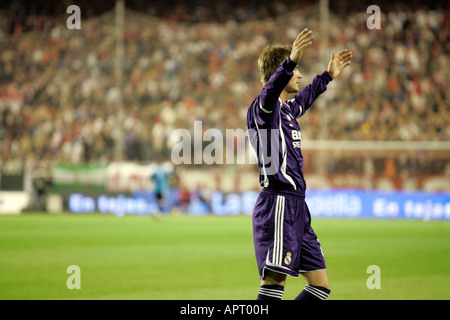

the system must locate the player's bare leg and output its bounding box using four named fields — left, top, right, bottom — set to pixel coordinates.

left=261, top=269, right=286, bottom=286
left=300, top=269, right=330, bottom=289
